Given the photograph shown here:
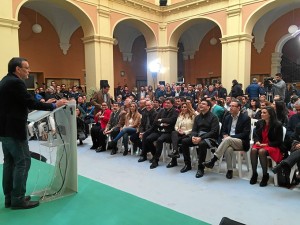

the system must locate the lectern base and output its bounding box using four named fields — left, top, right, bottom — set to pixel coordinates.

left=32, top=187, right=77, bottom=203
